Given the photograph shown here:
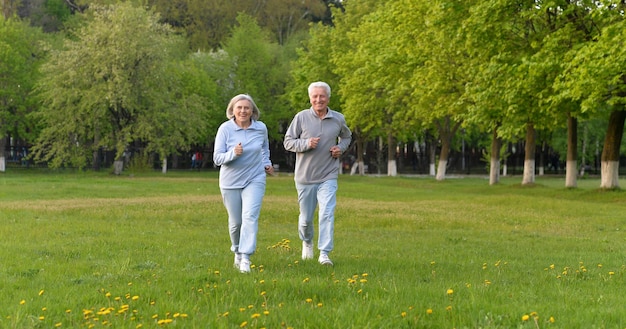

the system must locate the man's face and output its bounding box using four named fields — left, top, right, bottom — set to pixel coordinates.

left=309, top=87, right=329, bottom=112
